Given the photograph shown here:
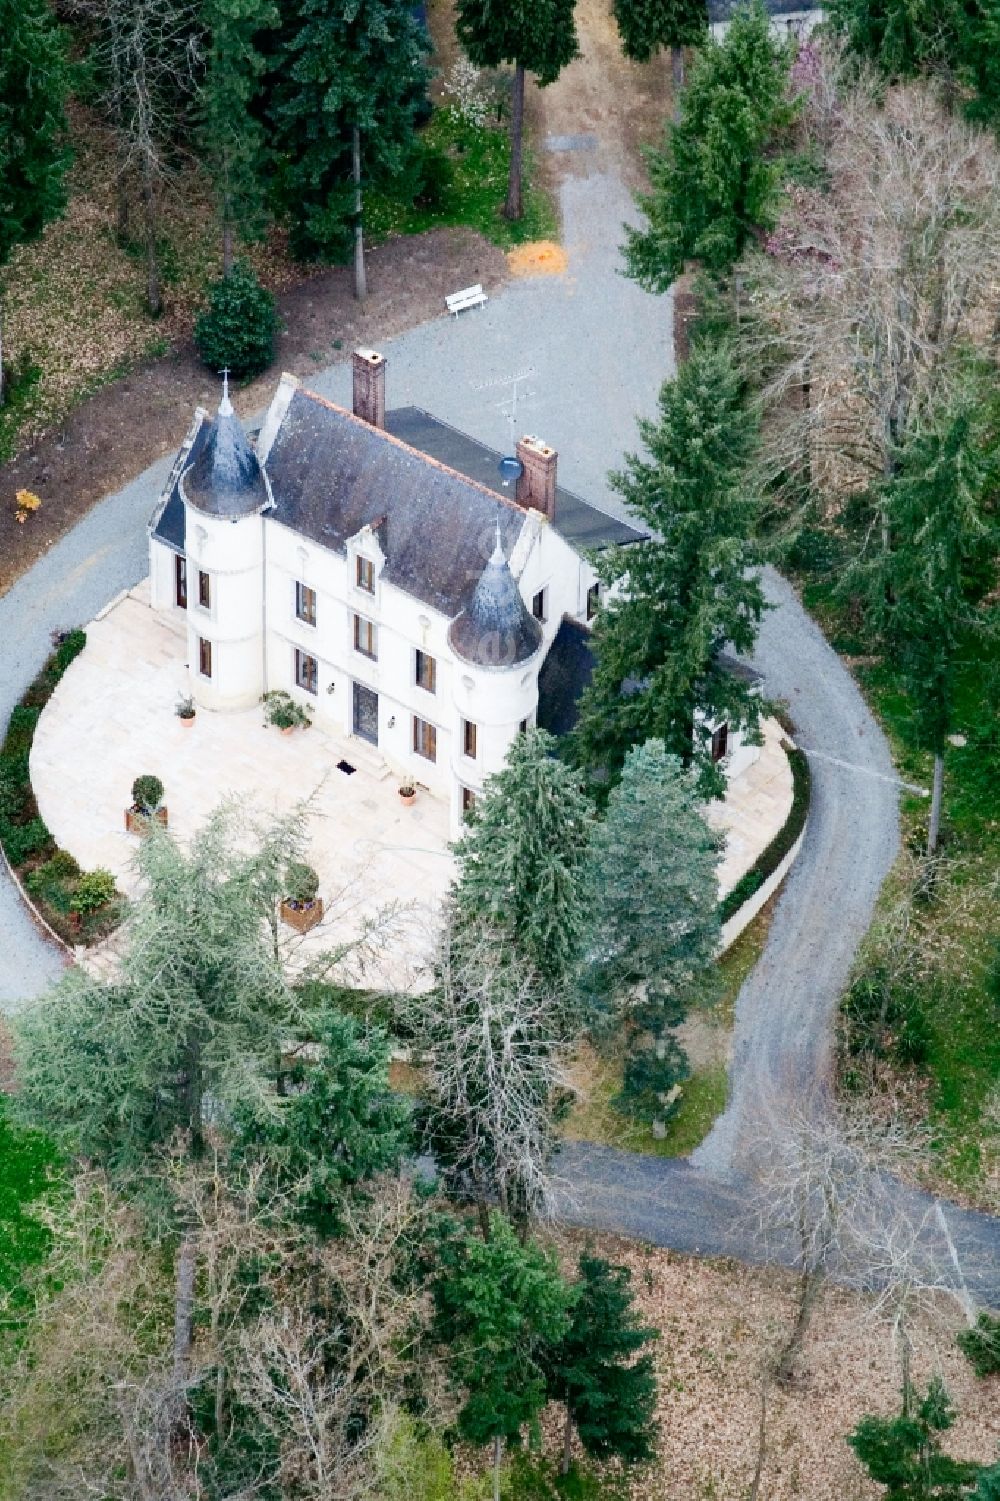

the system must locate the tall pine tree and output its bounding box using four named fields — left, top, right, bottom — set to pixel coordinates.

left=624, top=0, right=792, bottom=291
left=452, top=727, right=593, bottom=988
left=613, top=0, right=708, bottom=95
left=0, top=0, right=70, bottom=402
left=265, top=0, right=429, bottom=272
left=200, top=0, right=278, bottom=275
left=569, top=341, right=765, bottom=797
left=455, top=0, right=579, bottom=220
left=546, top=1253, right=658, bottom=1476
